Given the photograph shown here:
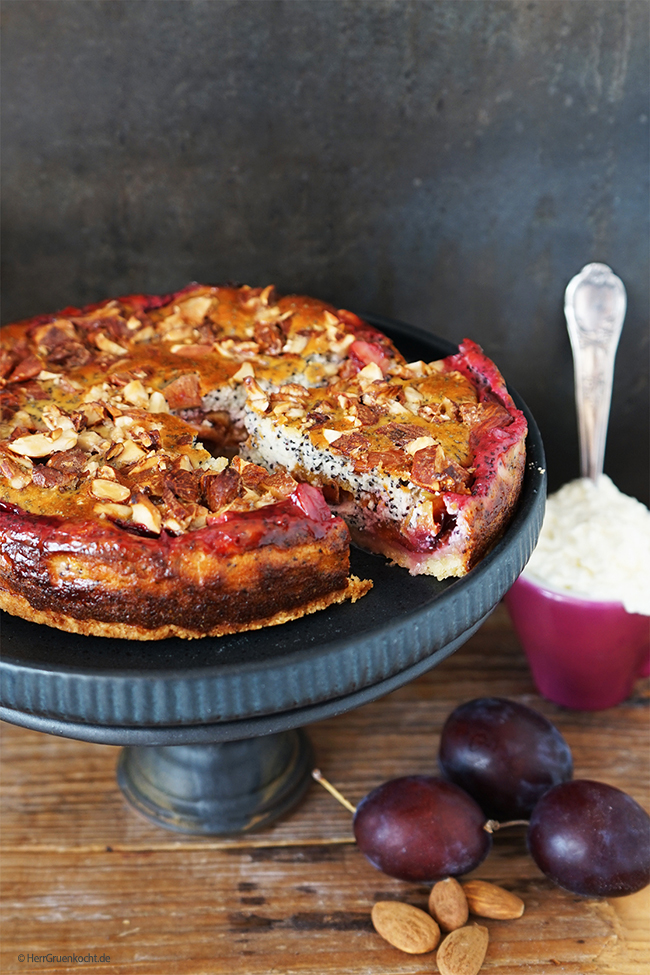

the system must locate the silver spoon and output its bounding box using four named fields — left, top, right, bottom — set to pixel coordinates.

left=564, top=263, right=627, bottom=482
